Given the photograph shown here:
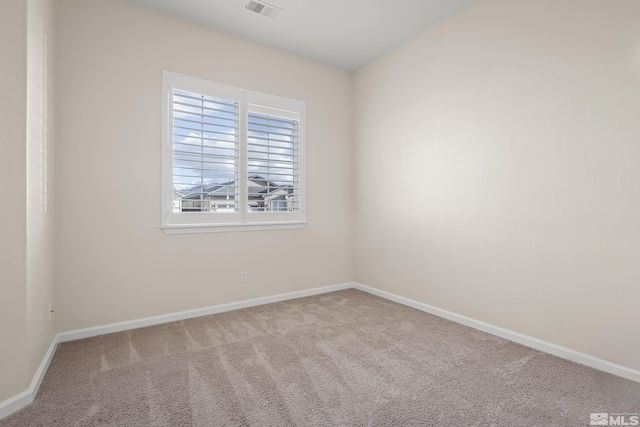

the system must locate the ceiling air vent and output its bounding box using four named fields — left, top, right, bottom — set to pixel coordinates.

left=244, top=0, right=282, bottom=19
